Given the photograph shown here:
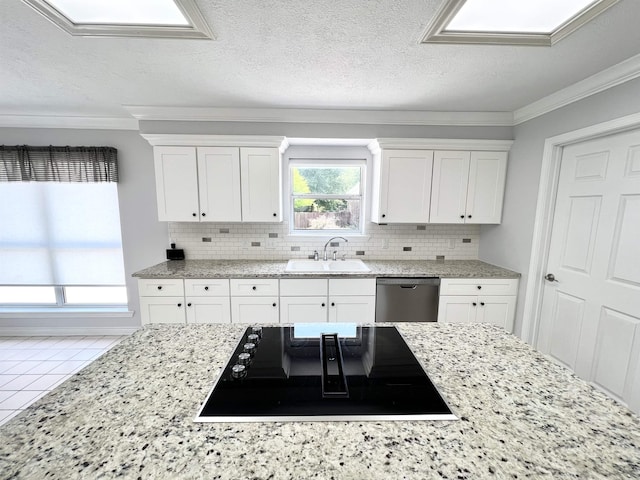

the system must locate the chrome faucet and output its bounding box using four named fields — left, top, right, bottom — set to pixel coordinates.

left=323, top=236, right=348, bottom=261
